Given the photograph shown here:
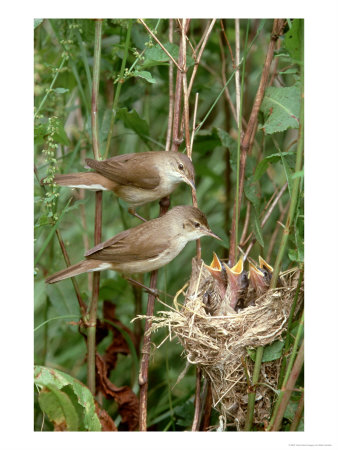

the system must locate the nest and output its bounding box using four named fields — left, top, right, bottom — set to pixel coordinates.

left=144, top=257, right=303, bottom=430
